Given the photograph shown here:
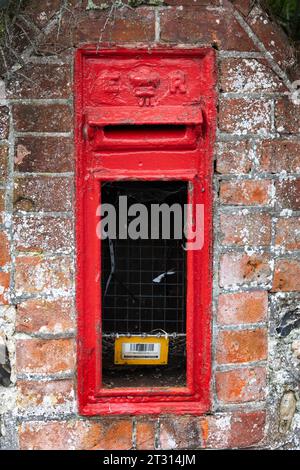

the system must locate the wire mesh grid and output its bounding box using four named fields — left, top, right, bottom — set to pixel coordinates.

left=102, top=237, right=186, bottom=334
left=101, top=181, right=187, bottom=336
